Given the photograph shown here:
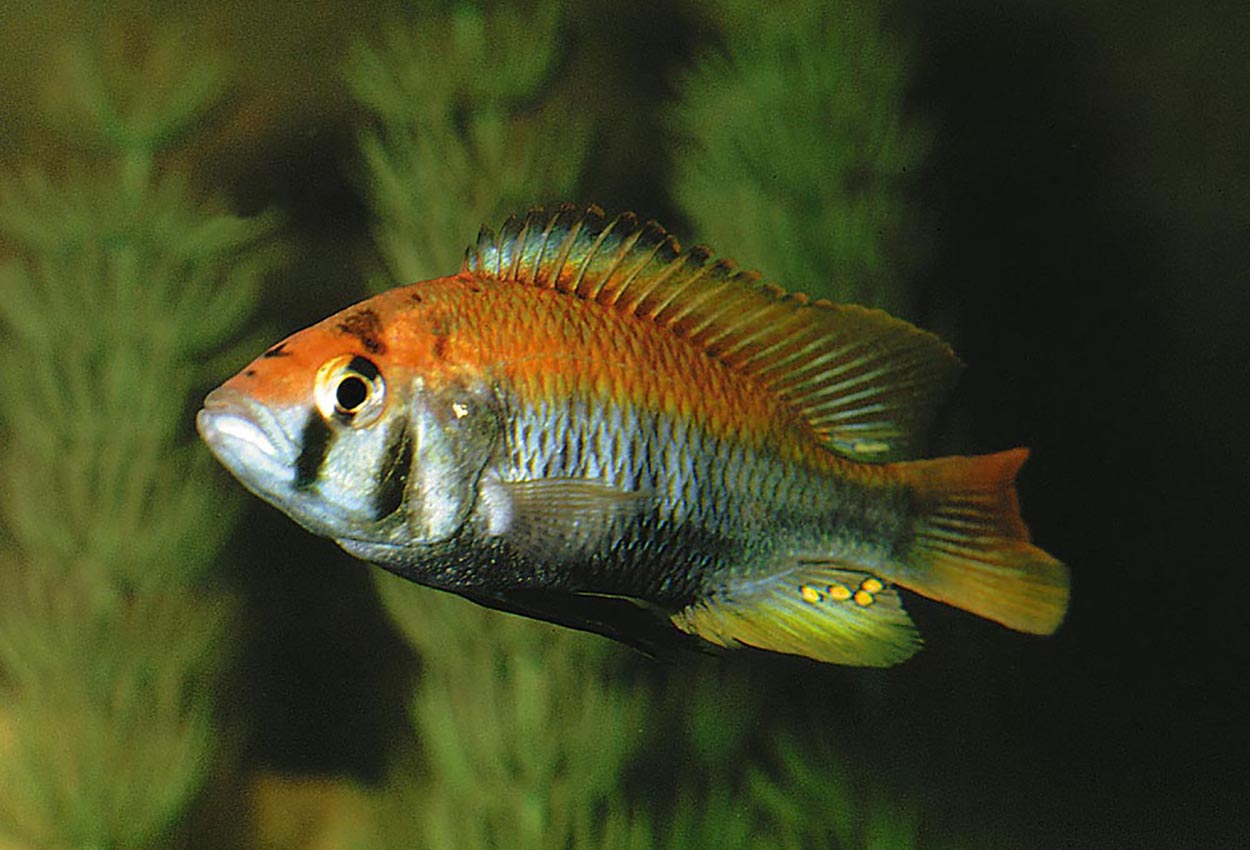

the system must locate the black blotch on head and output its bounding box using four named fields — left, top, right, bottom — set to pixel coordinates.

left=372, top=418, right=414, bottom=520
left=262, top=342, right=291, bottom=358
left=345, top=356, right=380, bottom=382
left=244, top=369, right=257, bottom=377
left=433, top=333, right=449, bottom=361
left=336, top=308, right=387, bottom=355
left=295, top=410, right=335, bottom=490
